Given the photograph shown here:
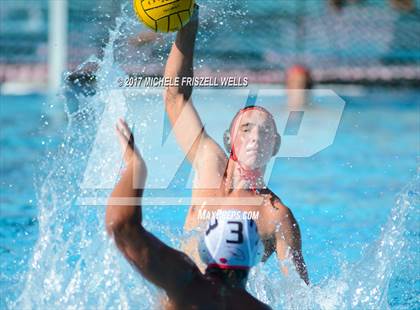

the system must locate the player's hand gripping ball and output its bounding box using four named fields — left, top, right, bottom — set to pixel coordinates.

left=133, top=0, right=196, bottom=32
